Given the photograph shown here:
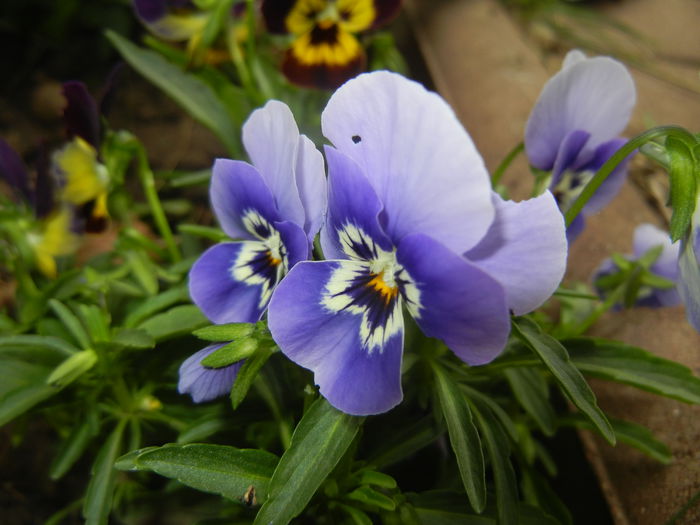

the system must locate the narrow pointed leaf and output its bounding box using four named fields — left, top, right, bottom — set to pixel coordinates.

left=254, top=398, right=363, bottom=525
left=566, top=337, right=700, bottom=403
left=231, top=345, right=274, bottom=409
left=512, top=318, right=615, bottom=445
left=137, top=305, right=207, bottom=342
left=116, top=444, right=278, bottom=503
left=433, top=364, right=486, bottom=513
left=201, top=338, right=259, bottom=368
left=48, top=299, right=90, bottom=349
left=504, top=367, right=556, bottom=436
left=106, top=30, right=241, bottom=155
left=83, top=421, right=126, bottom=525
left=194, top=322, right=256, bottom=342
left=667, top=137, right=697, bottom=242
